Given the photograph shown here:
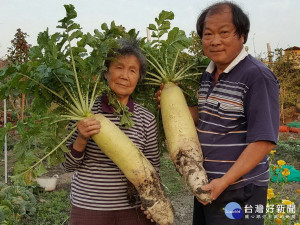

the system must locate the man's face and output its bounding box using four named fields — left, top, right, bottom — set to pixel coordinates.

left=105, top=55, right=140, bottom=104
left=202, top=6, right=244, bottom=71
